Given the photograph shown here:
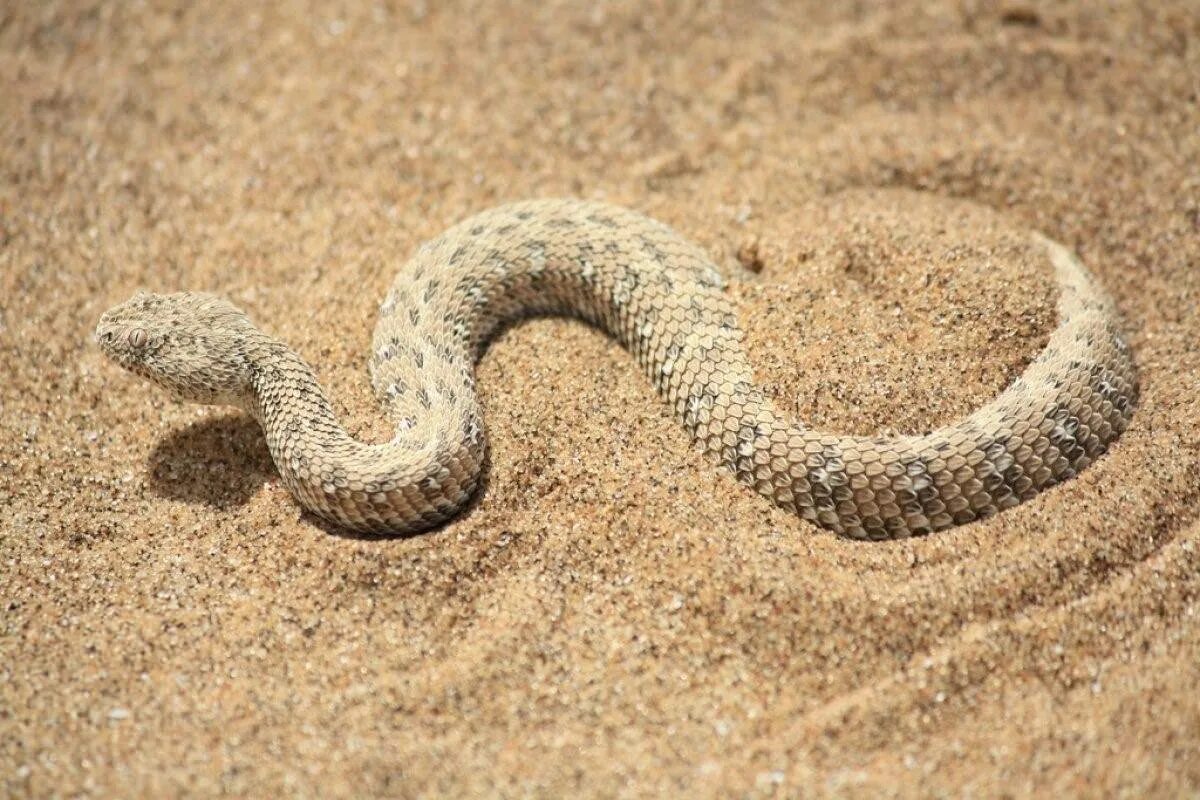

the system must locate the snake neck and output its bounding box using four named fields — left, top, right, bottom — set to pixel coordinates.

left=246, top=342, right=483, bottom=532
left=247, top=343, right=342, bottom=445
